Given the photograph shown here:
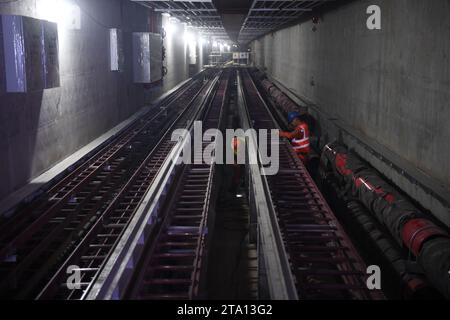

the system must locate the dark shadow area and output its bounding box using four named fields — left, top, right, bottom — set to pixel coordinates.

left=0, top=182, right=46, bottom=219
left=206, top=164, right=257, bottom=300
left=0, top=89, right=44, bottom=201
